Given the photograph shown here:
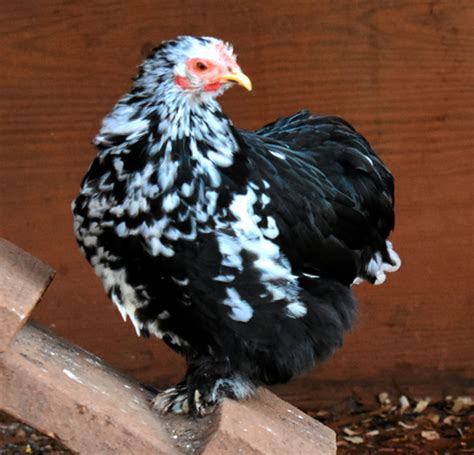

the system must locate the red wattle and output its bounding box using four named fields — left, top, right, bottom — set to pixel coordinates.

left=203, top=82, right=222, bottom=92
left=175, top=76, right=191, bottom=89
